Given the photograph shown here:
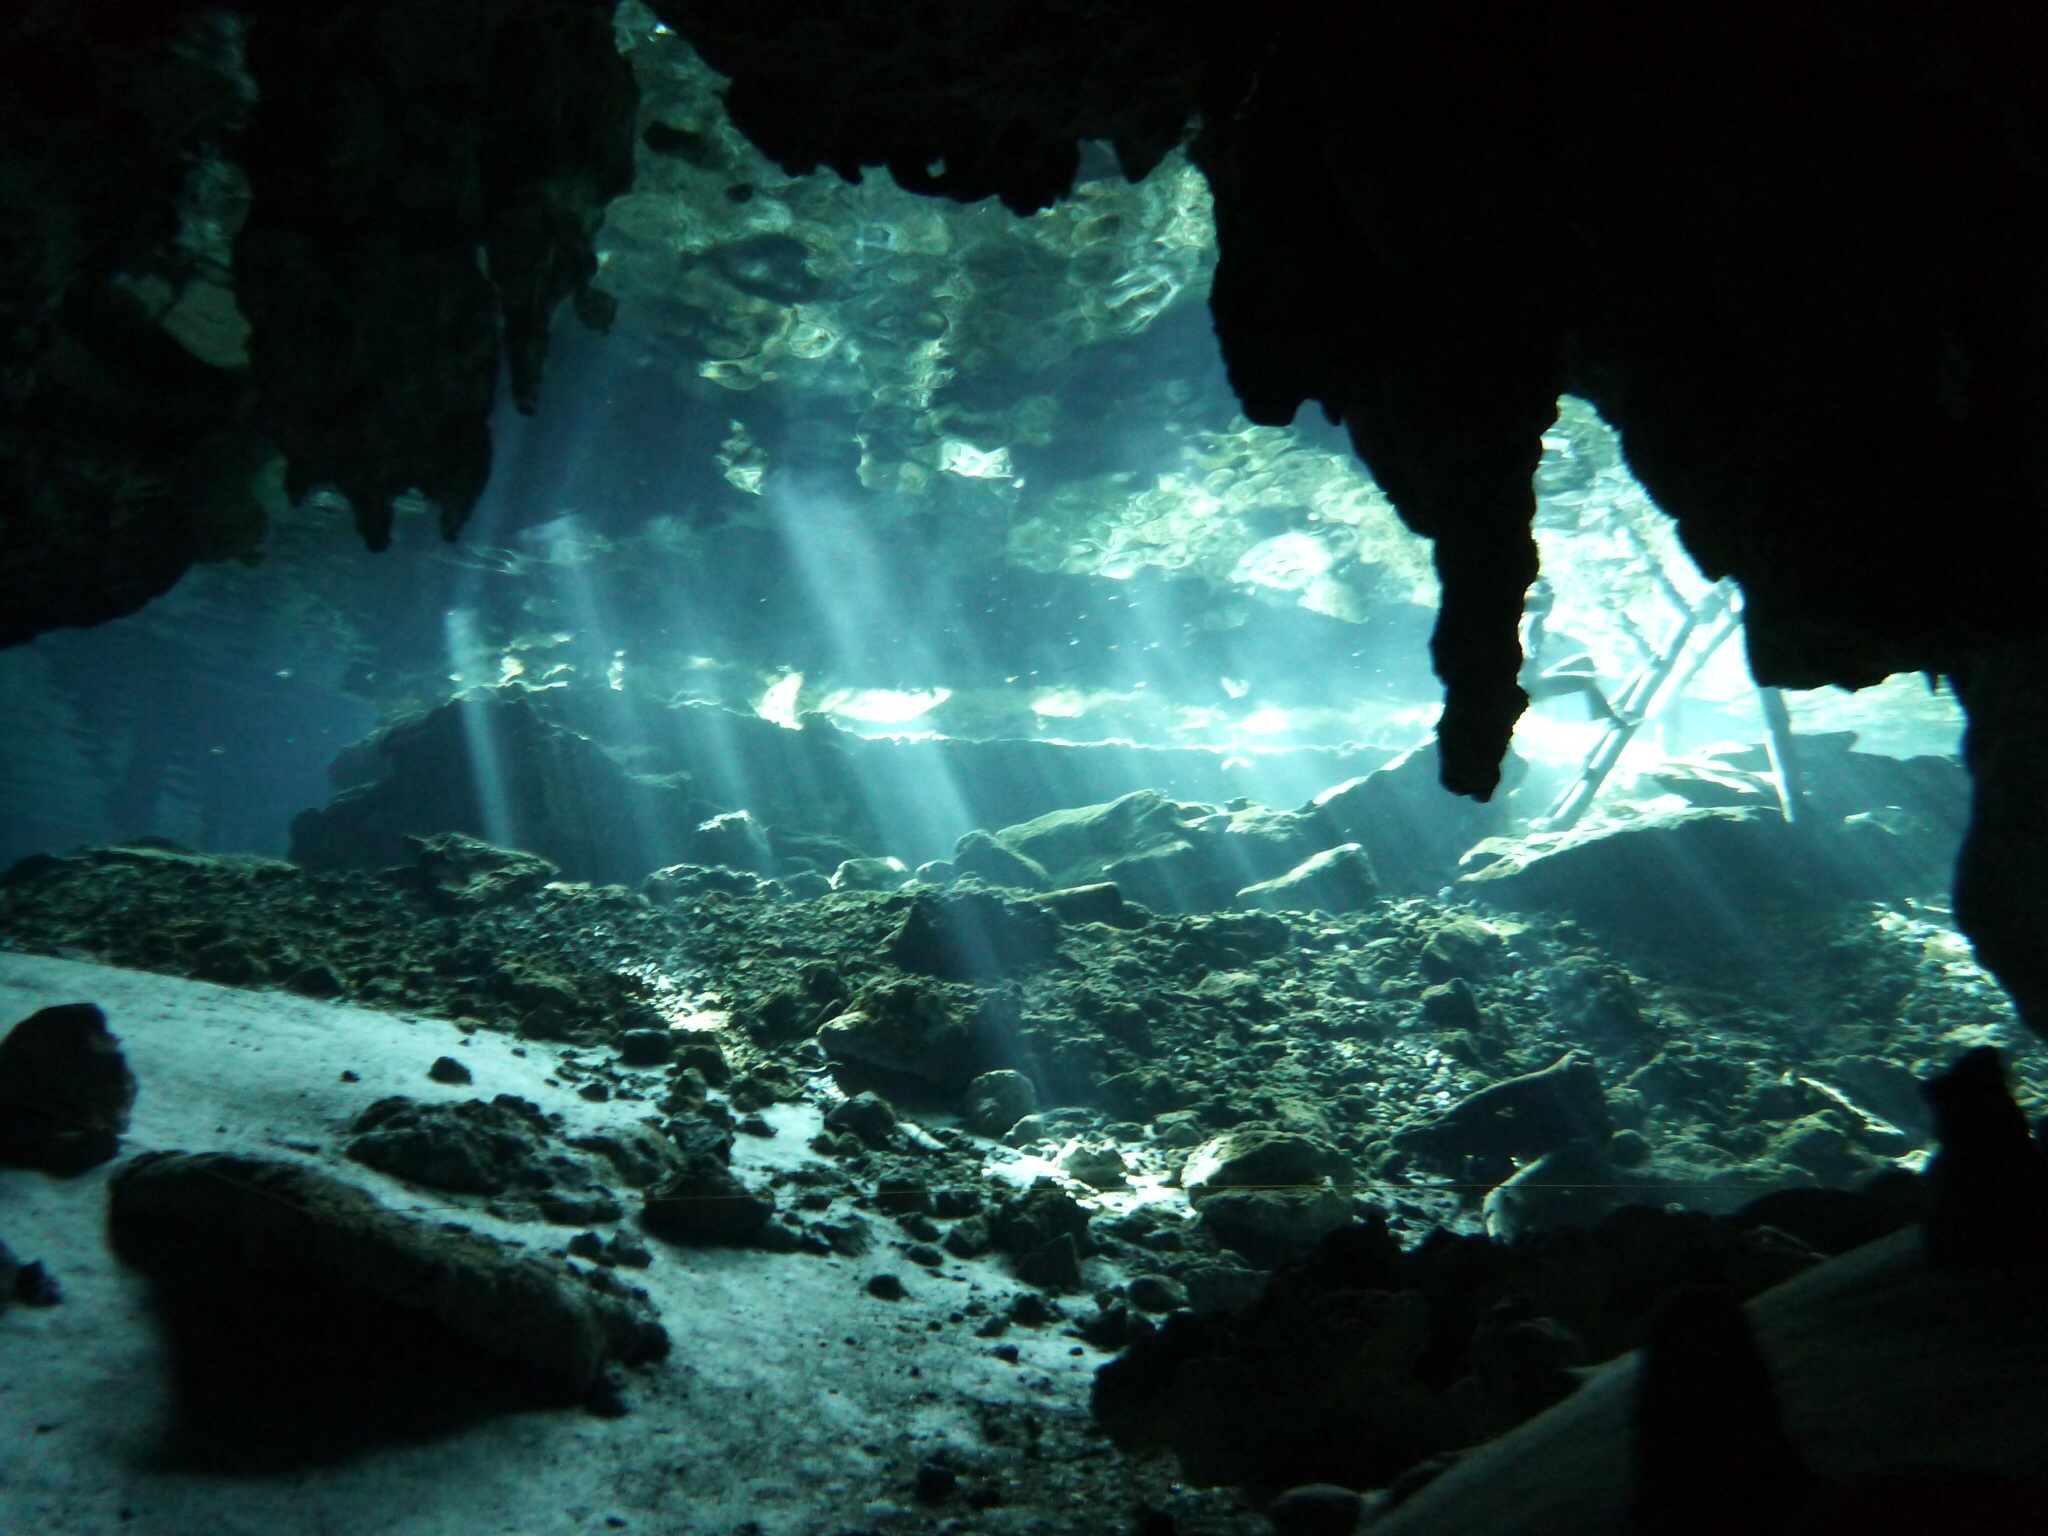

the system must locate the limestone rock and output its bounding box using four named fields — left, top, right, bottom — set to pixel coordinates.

left=641, top=1155, right=776, bottom=1247
left=816, top=980, right=989, bottom=1088
left=1419, top=978, right=1484, bottom=1031
left=942, top=1215, right=992, bottom=1258
left=1311, top=745, right=1526, bottom=896
left=952, top=829, right=1049, bottom=890
left=1014, top=1232, right=1085, bottom=1291
left=686, top=810, right=775, bottom=873
left=1237, top=843, right=1379, bottom=914
left=1457, top=809, right=1840, bottom=965
left=1267, top=1484, right=1366, bottom=1536
left=992, top=1178, right=1092, bottom=1259
left=645, top=863, right=783, bottom=903
left=616, top=1029, right=674, bottom=1067
left=0, top=1237, right=61, bottom=1311
left=1033, top=882, right=1132, bottom=926
left=109, top=1151, right=666, bottom=1395
left=566, top=1127, right=687, bottom=1189
left=347, top=1095, right=562, bottom=1198
left=885, top=888, right=1062, bottom=981
left=0, top=1002, right=136, bottom=1174
left=1182, top=1126, right=1342, bottom=1198
left=825, top=1090, right=898, bottom=1146
left=1062, top=1141, right=1130, bottom=1190
left=1127, top=1274, right=1189, bottom=1313
left=1395, top=1054, right=1611, bottom=1187
left=1198, top=1186, right=1355, bottom=1267
left=963, top=1069, right=1038, bottom=1137
left=1481, top=1140, right=1619, bottom=1240
left=291, top=699, right=702, bottom=889
left=1420, top=915, right=1506, bottom=981
left=831, top=856, right=909, bottom=891
left=393, top=833, right=560, bottom=910
left=1181, top=1259, right=1269, bottom=1315
left=993, top=791, right=1195, bottom=886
